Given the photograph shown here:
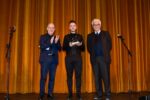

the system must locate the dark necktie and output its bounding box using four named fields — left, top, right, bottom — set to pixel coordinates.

left=94, top=33, right=99, bottom=42
left=96, top=32, right=99, bottom=36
